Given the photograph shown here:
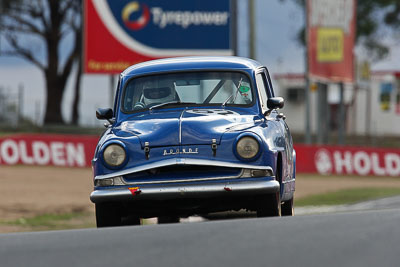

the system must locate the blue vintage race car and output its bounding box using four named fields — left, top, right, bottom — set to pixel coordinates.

left=91, top=56, right=296, bottom=227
